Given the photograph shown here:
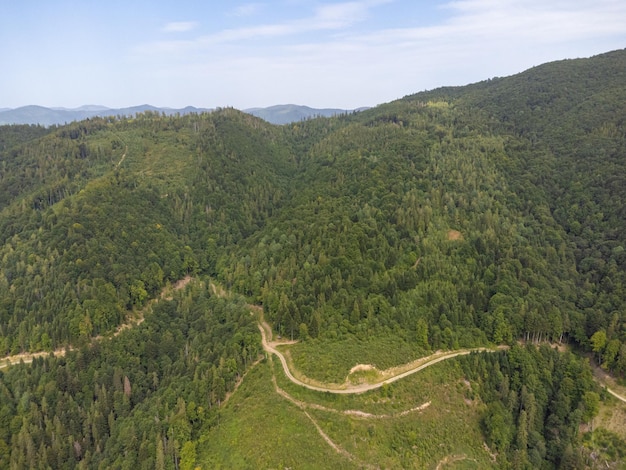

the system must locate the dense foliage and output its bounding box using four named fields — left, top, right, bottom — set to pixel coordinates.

left=224, top=99, right=582, bottom=351
left=0, top=280, right=259, bottom=469
left=0, top=111, right=292, bottom=353
left=1, top=49, right=625, bottom=468
left=460, top=345, right=600, bottom=468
